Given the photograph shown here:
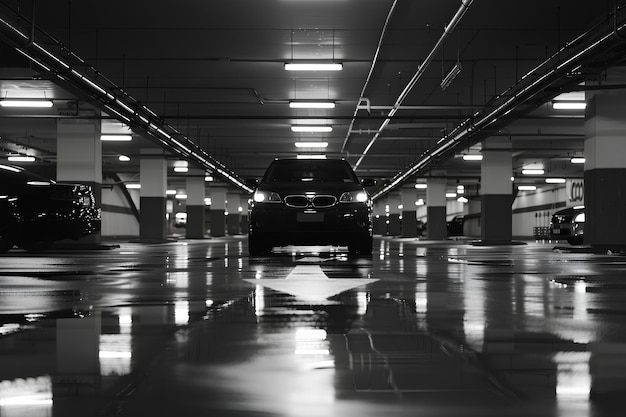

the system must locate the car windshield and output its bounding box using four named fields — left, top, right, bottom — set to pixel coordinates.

left=262, top=159, right=359, bottom=183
